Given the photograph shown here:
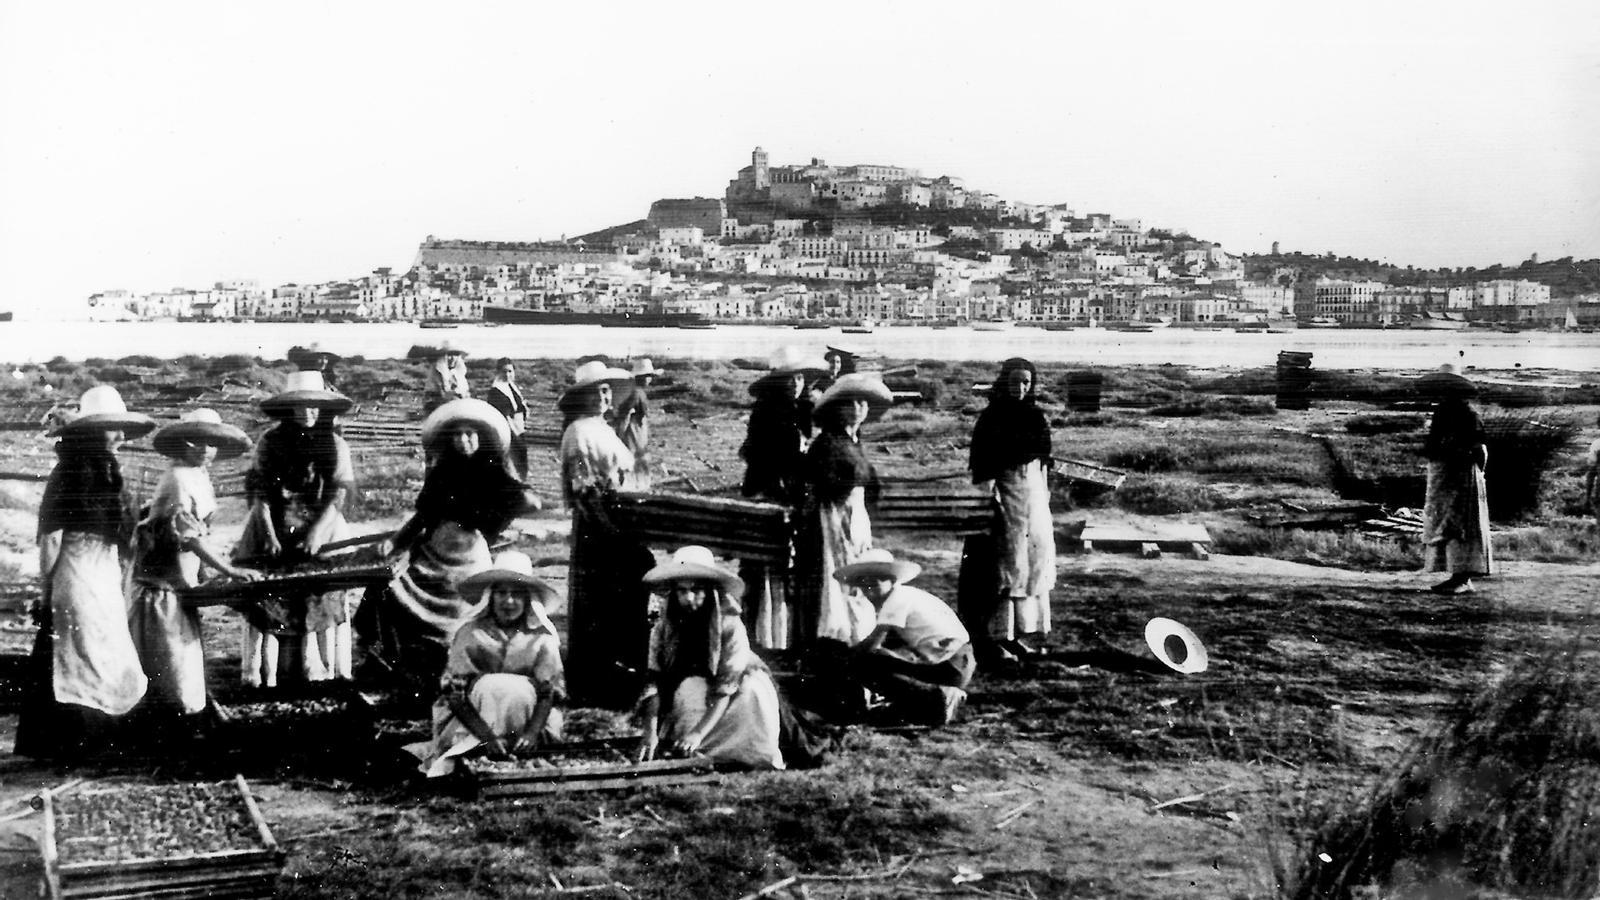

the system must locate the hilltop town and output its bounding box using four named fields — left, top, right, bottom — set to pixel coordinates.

left=86, top=147, right=1599, bottom=328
